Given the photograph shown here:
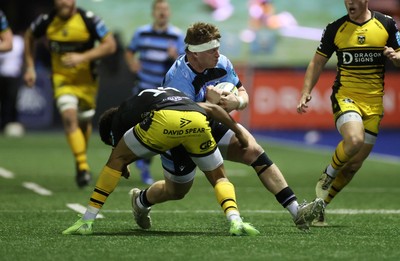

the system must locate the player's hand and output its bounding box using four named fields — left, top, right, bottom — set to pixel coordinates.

left=219, top=92, right=238, bottom=112
left=127, top=59, right=141, bottom=73
left=167, top=44, right=178, bottom=59
left=383, top=46, right=400, bottom=62
left=61, top=52, right=86, bottom=67
left=296, top=93, right=312, bottom=114
left=24, top=68, right=36, bottom=87
left=206, top=85, right=223, bottom=104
